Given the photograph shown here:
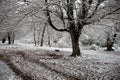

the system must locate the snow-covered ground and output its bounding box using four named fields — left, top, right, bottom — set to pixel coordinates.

left=0, top=61, right=22, bottom=80
left=0, top=42, right=120, bottom=80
